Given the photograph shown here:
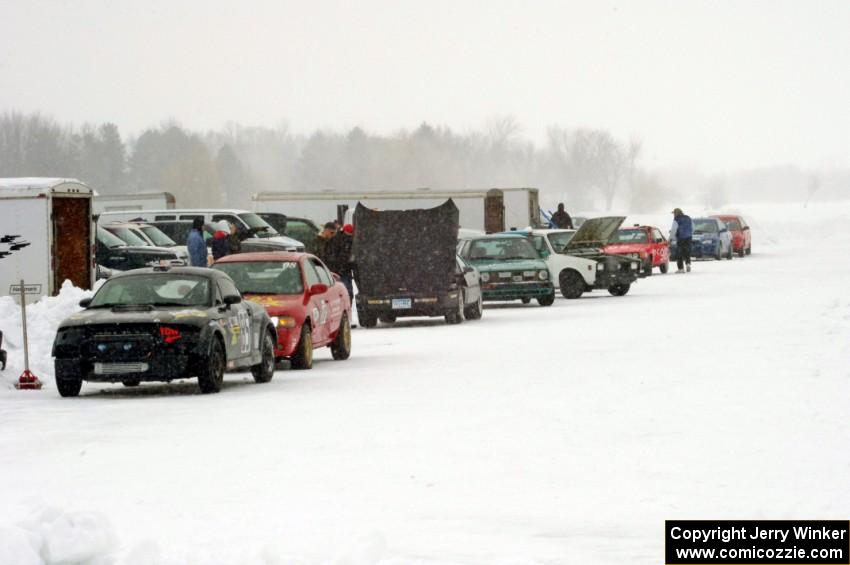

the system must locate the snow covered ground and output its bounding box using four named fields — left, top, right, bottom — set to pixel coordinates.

left=1, top=200, right=849, bottom=564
